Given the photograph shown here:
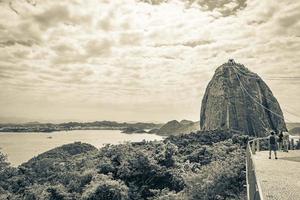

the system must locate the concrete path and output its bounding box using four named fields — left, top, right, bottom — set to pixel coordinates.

left=253, top=150, right=300, bottom=200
